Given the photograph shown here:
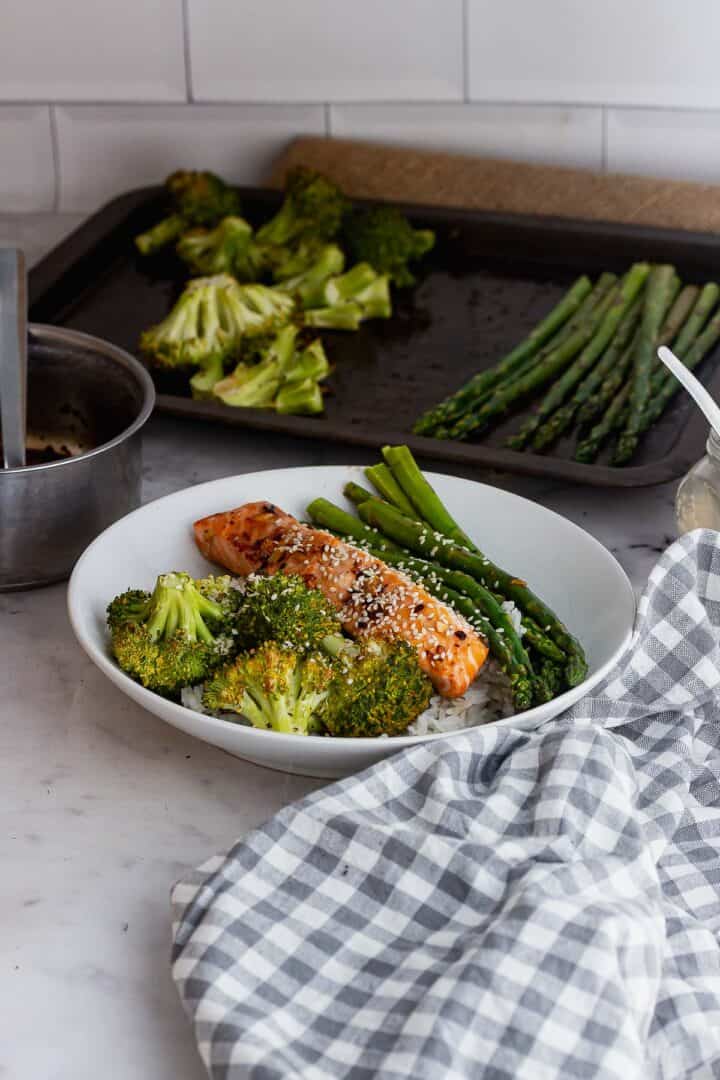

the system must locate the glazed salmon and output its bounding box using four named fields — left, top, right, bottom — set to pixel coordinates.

left=194, top=501, right=488, bottom=698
